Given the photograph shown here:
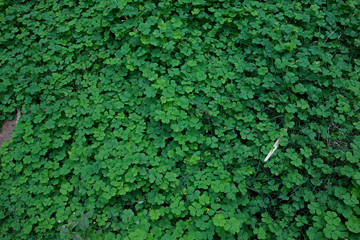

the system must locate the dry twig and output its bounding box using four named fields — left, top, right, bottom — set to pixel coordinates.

left=264, top=129, right=287, bottom=162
